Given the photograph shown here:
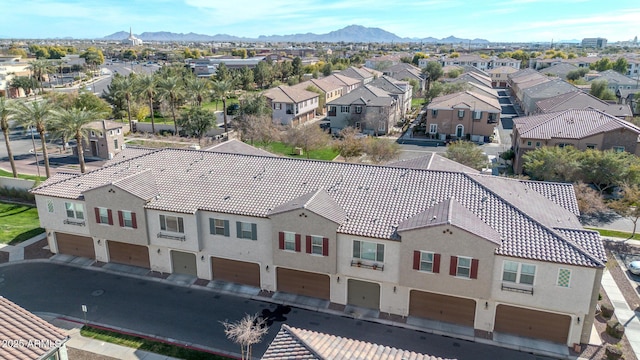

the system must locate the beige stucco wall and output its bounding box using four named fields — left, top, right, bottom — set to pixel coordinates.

left=147, top=209, right=200, bottom=252
left=426, top=108, right=498, bottom=139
